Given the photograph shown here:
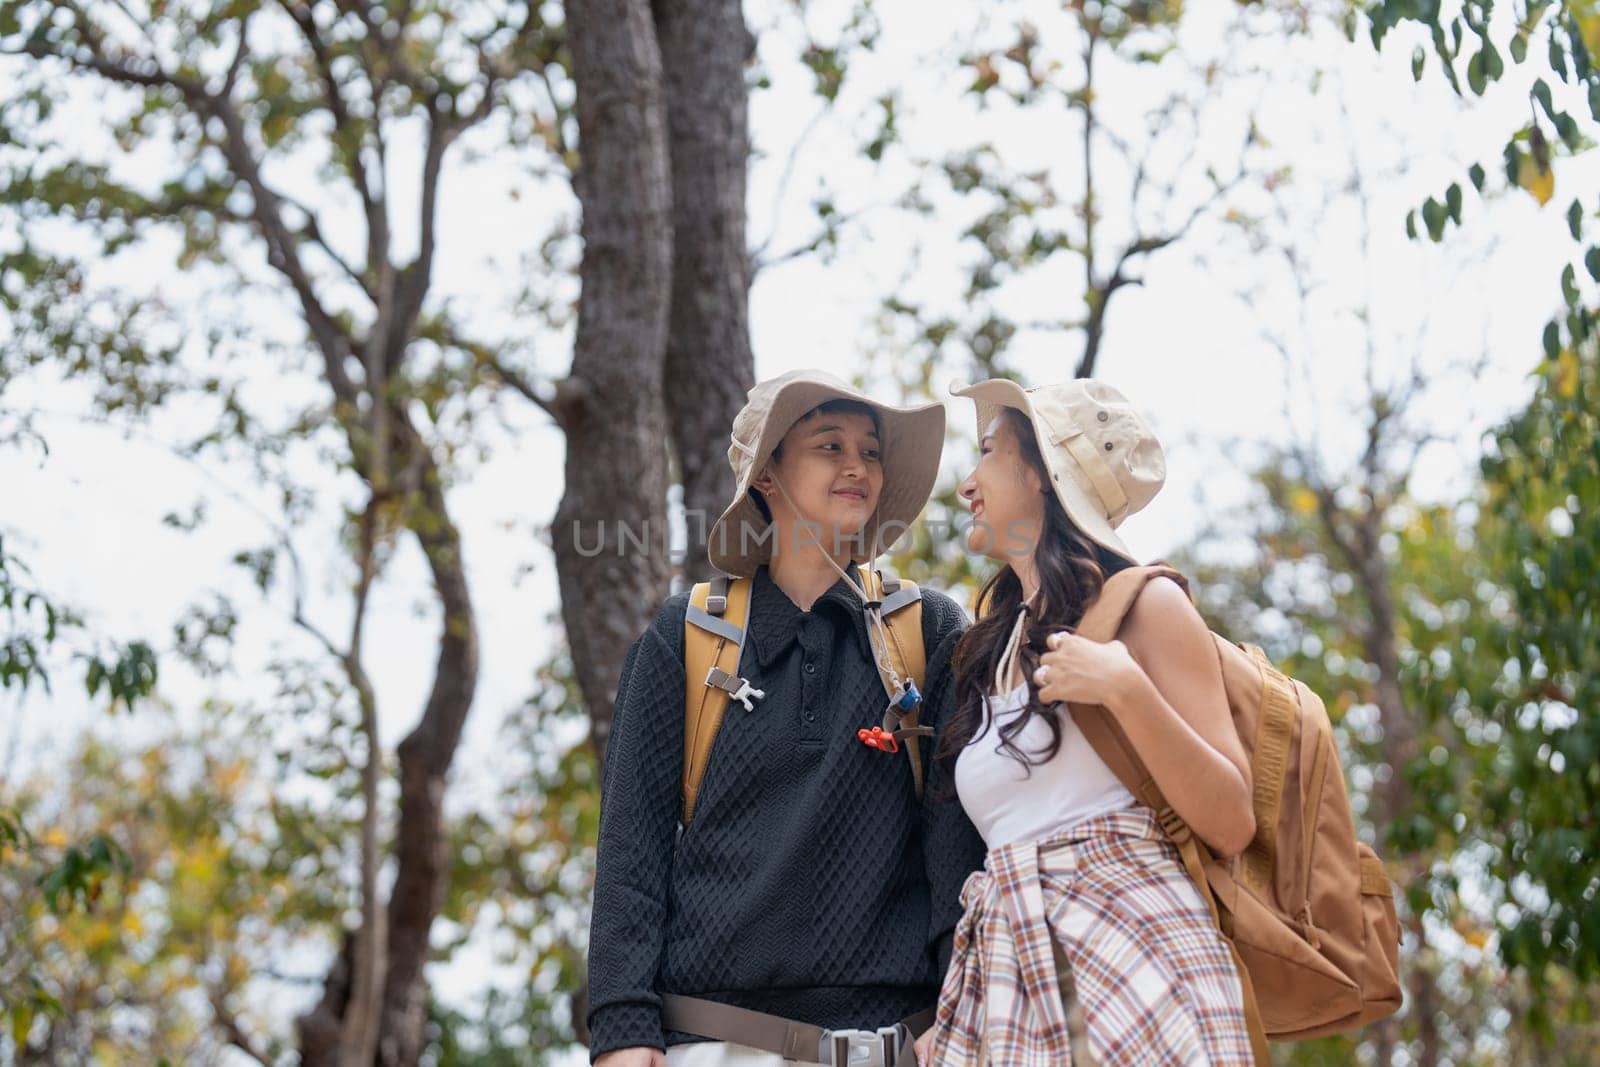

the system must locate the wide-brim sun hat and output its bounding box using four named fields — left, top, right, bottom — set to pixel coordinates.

left=708, top=369, right=947, bottom=577
left=949, top=376, right=1166, bottom=564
